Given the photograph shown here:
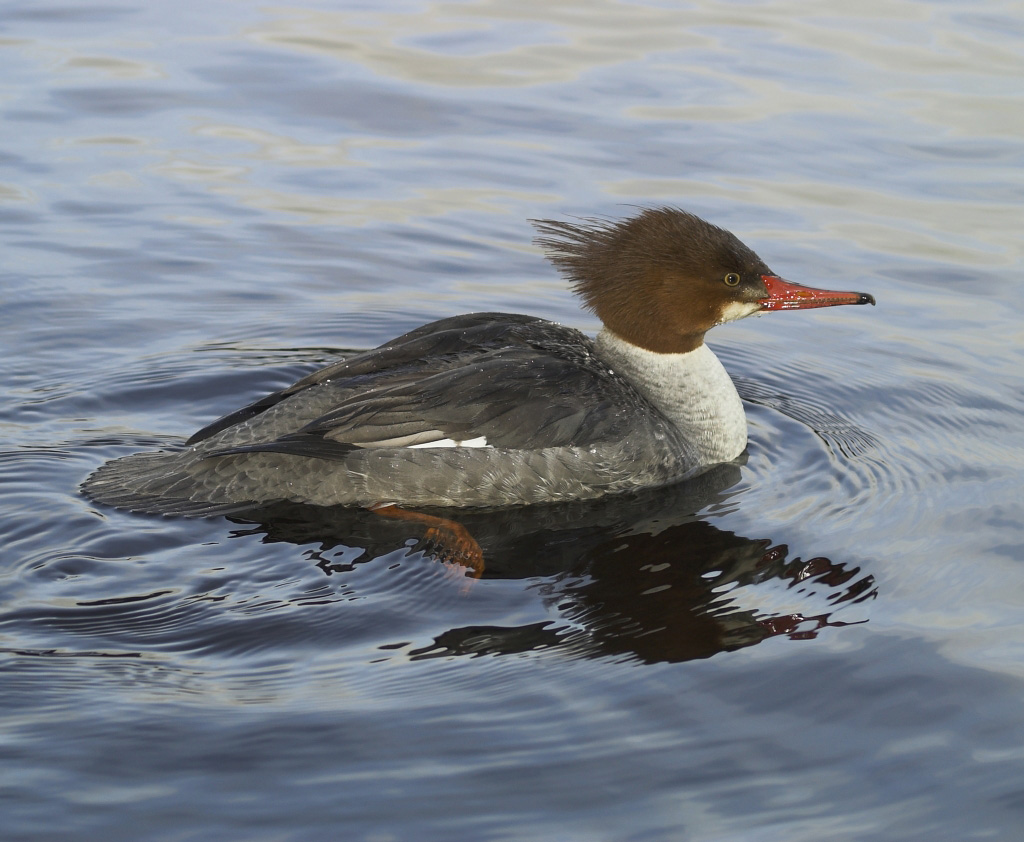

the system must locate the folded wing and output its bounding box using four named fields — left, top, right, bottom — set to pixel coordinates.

left=193, top=313, right=647, bottom=462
